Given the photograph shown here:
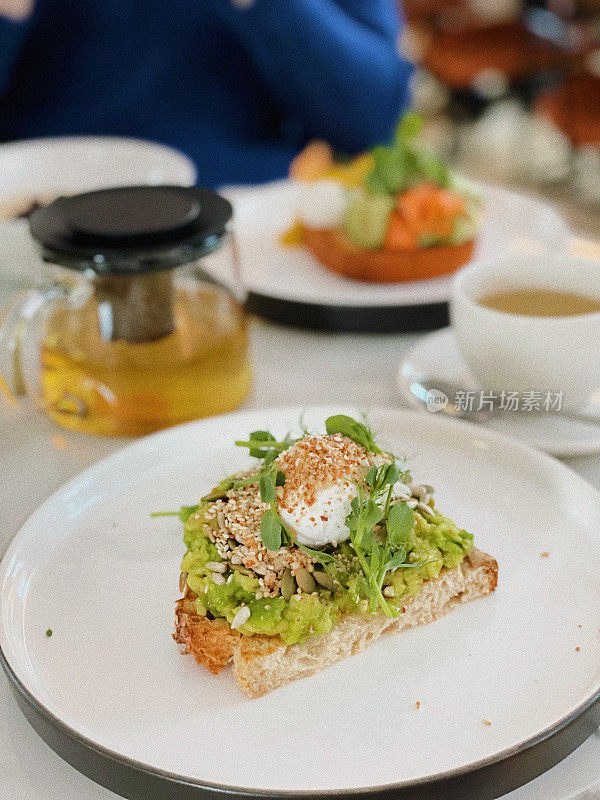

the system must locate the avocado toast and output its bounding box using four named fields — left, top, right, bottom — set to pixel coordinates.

left=170, top=414, right=497, bottom=697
